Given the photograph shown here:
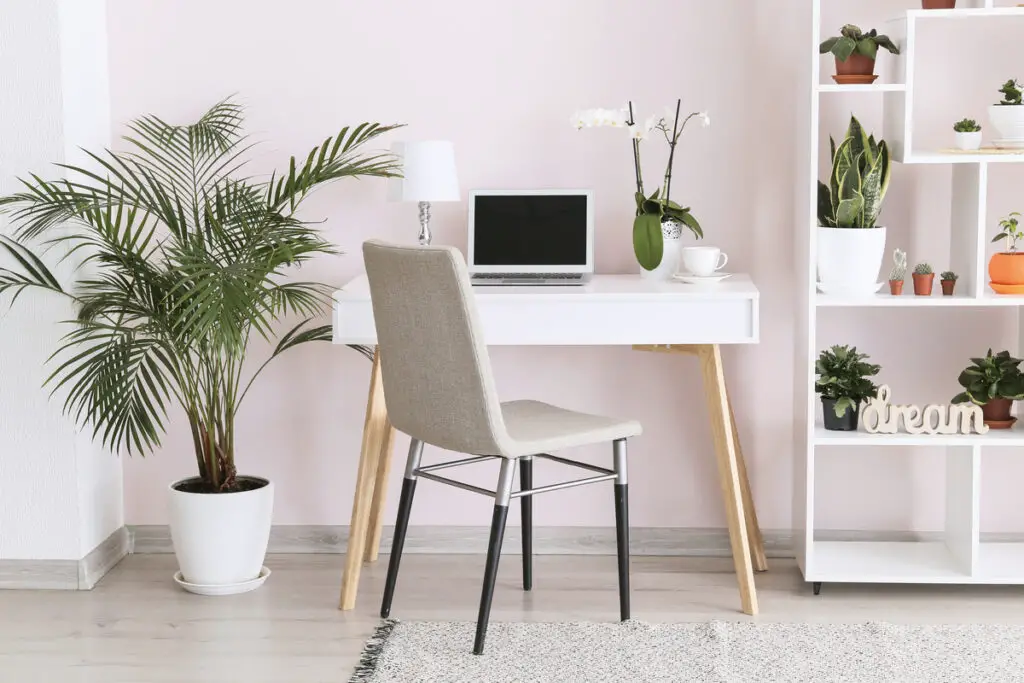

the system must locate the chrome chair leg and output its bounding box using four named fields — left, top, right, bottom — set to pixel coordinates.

left=473, top=459, right=516, bottom=655
left=380, top=439, right=424, bottom=618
